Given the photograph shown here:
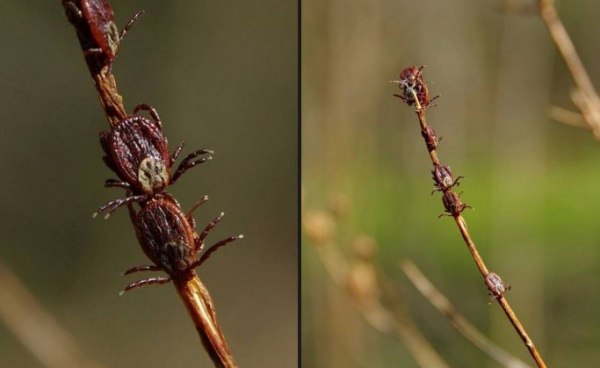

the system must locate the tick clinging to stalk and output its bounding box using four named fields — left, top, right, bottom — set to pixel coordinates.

left=94, top=104, right=213, bottom=218
left=391, top=66, right=439, bottom=109
left=120, top=197, right=243, bottom=294
left=439, top=191, right=472, bottom=218
left=485, top=273, right=511, bottom=302
left=432, top=164, right=463, bottom=194
left=62, top=0, right=144, bottom=66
